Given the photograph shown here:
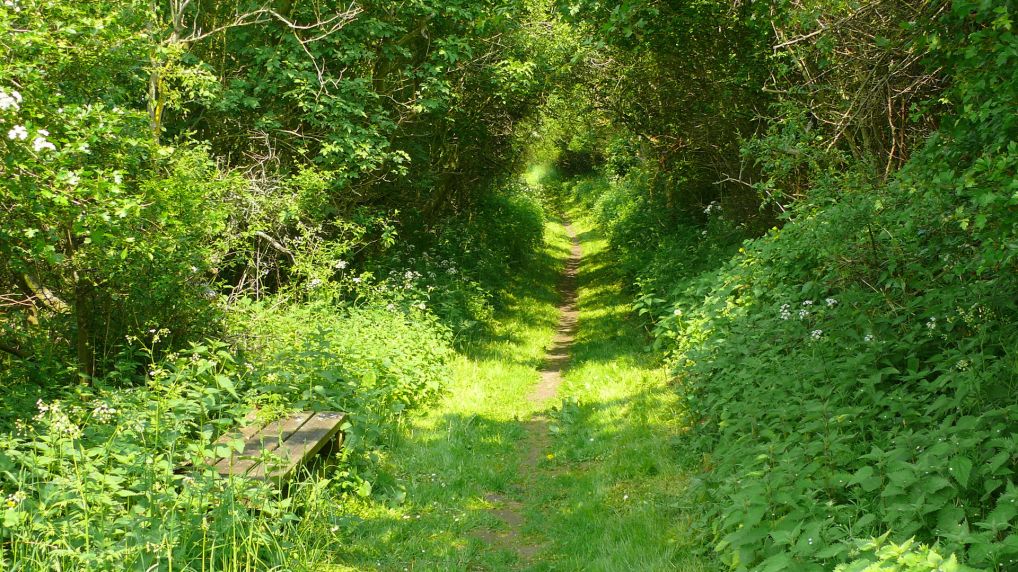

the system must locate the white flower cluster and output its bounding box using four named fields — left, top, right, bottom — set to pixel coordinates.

left=92, top=402, right=118, bottom=423
left=810, top=329, right=823, bottom=340
left=703, top=201, right=721, bottom=215
left=34, top=400, right=82, bottom=439
left=0, top=88, right=21, bottom=111
left=5, top=491, right=27, bottom=508
left=32, top=129, right=55, bottom=152
left=306, top=278, right=323, bottom=290
left=3, top=88, right=58, bottom=153
left=333, top=259, right=348, bottom=269
left=3, top=0, right=22, bottom=12
left=779, top=303, right=792, bottom=320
